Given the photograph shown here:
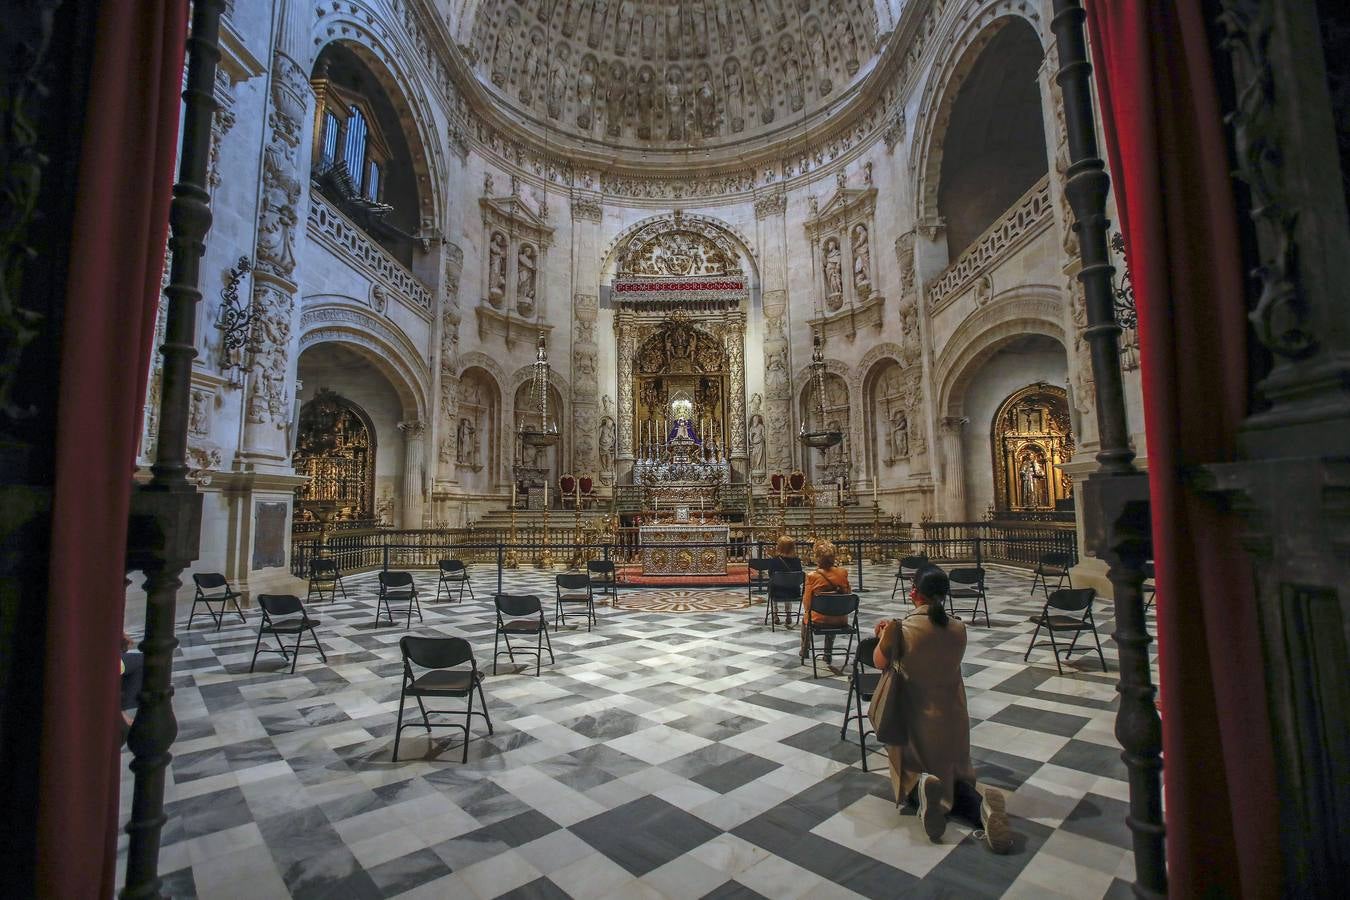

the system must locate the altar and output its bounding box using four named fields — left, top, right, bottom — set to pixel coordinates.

left=639, top=523, right=730, bottom=576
